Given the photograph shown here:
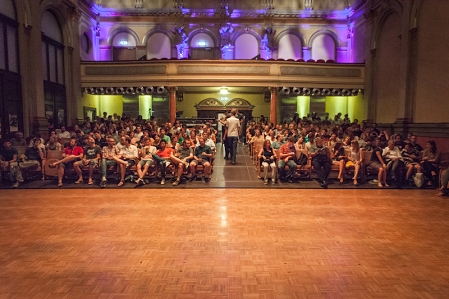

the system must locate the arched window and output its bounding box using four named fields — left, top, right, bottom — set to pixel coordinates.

left=235, top=34, right=259, bottom=59
left=311, top=34, right=336, bottom=61
left=42, top=10, right=66, bottom=127
left=190, top=32, right=215, bottom=59
left=278, top=34, right=303, bottom=60
left=0, top=0, right=22, bottom=138
left=0, top=0, right=19, bottom=73
left=146, top=32, right=171, bottom=59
